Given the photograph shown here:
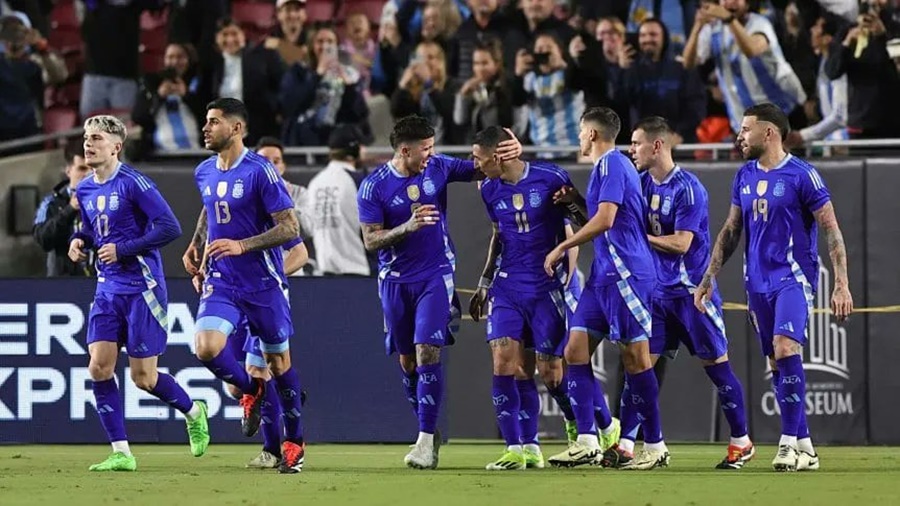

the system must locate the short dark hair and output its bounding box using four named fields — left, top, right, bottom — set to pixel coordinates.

left=743, top=103, right=790, bottom=138
left=206, top=97, right=249, bottom=125
left=255, top=136, right=284, bottom=154
left=472, top=126, right=512, bottom=152
left=390, top=116, right=435, bottom=150
left=63, top=141, right=84, bottom=165
left=633, top=116, right=674, bottom=140
left=818, top=13, right=842, bottom=38
left=581, top=107, right=621, bottom=142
